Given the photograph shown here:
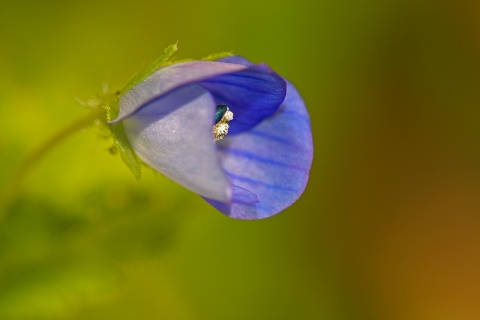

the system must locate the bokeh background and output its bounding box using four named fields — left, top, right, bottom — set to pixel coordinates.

left=1, top=0, right=480, bottom=319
